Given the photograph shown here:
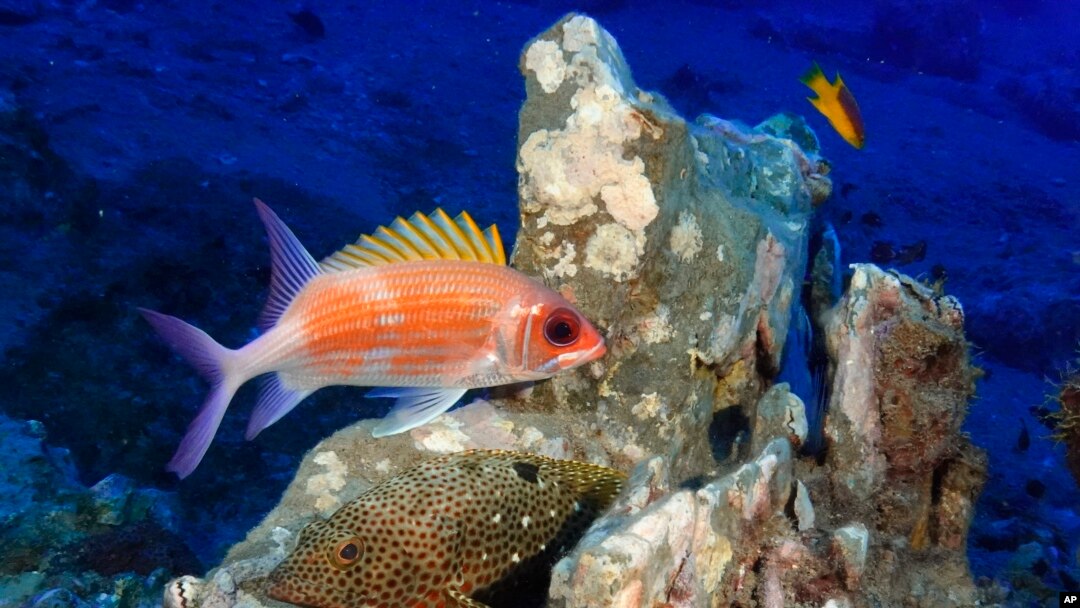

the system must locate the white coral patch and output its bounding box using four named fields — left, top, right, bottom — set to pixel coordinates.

left=850, top=265, right=869, bottom=290
left=561, top=15, right=601, bottom=52
left=306, top=451, right=347, bottom=513
left=601, top=171, right=657, bottom=232
left=550, top=242, right=578, bottom=278
left=524, top=39, right=567, bottom=94
left=631, top=392, right=663, bottom=419
left=584, top=223, right=642, bottom=281
left=518, top=129, right=599, bottom=225
left=669, top=211, right=703, bottom=262
left=517, top=37, right=656, bottom=233
left=415, top=423, right=470, bottom=454
left=270, top=526, right=294, bottom=552
left=638, top=304, right=673, bottom=344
